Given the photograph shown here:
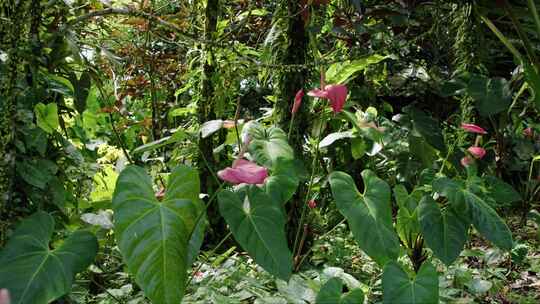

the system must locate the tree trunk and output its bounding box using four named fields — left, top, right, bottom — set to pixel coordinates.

left=0, top=0, right=29, bottom=245
left=198, top=0, right=219, bottom=194
left=275, top=0, right=309, bottom=150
